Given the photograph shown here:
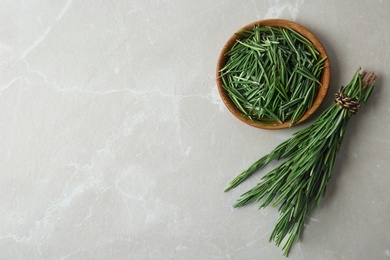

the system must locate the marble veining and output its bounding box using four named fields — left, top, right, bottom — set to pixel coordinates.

left=265, top=0, right=305, bottom=20
left=1, top=0, right=390, bottom=259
